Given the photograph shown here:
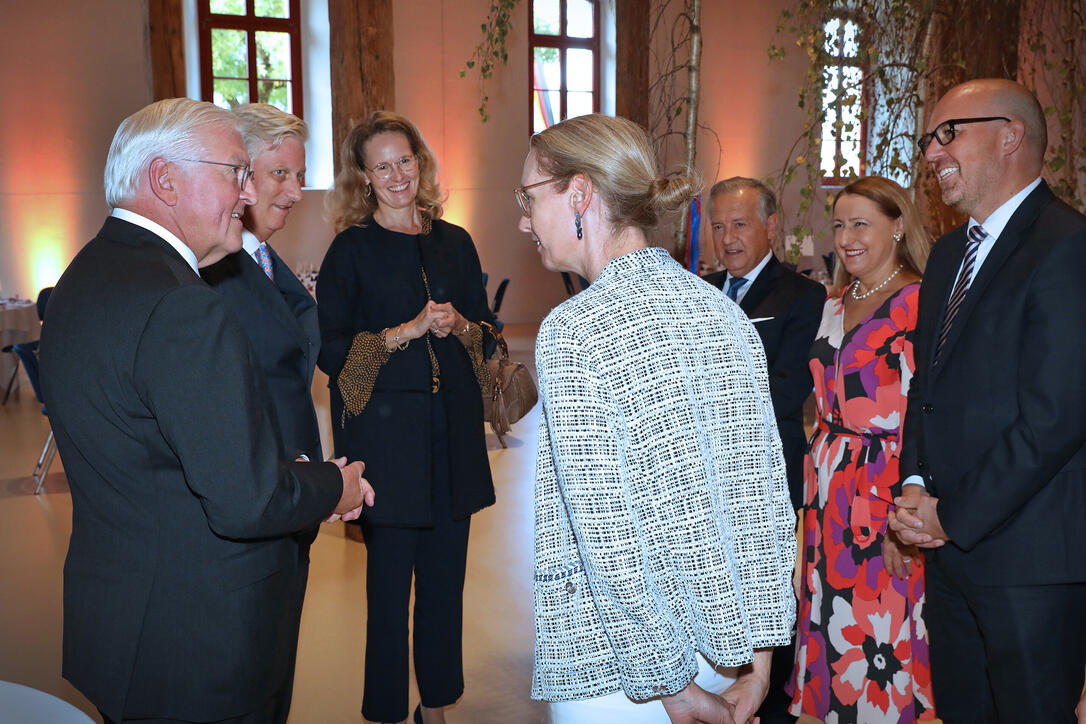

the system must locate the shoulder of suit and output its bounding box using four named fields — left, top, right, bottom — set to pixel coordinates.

left=701, top=270, right=726, bottom=289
